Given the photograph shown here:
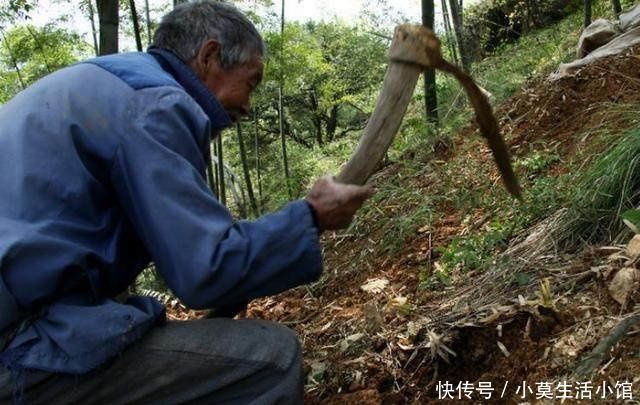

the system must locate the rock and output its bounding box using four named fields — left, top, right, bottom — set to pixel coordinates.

left=608, top=267, right=639, bottom=308
left=620, top=3, right=640, bottom=31
left=551, top=26, right=640, bottom=80
left=577, top=19, right=620, bottom=58
left=626, top=234, right=640, bottom=260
